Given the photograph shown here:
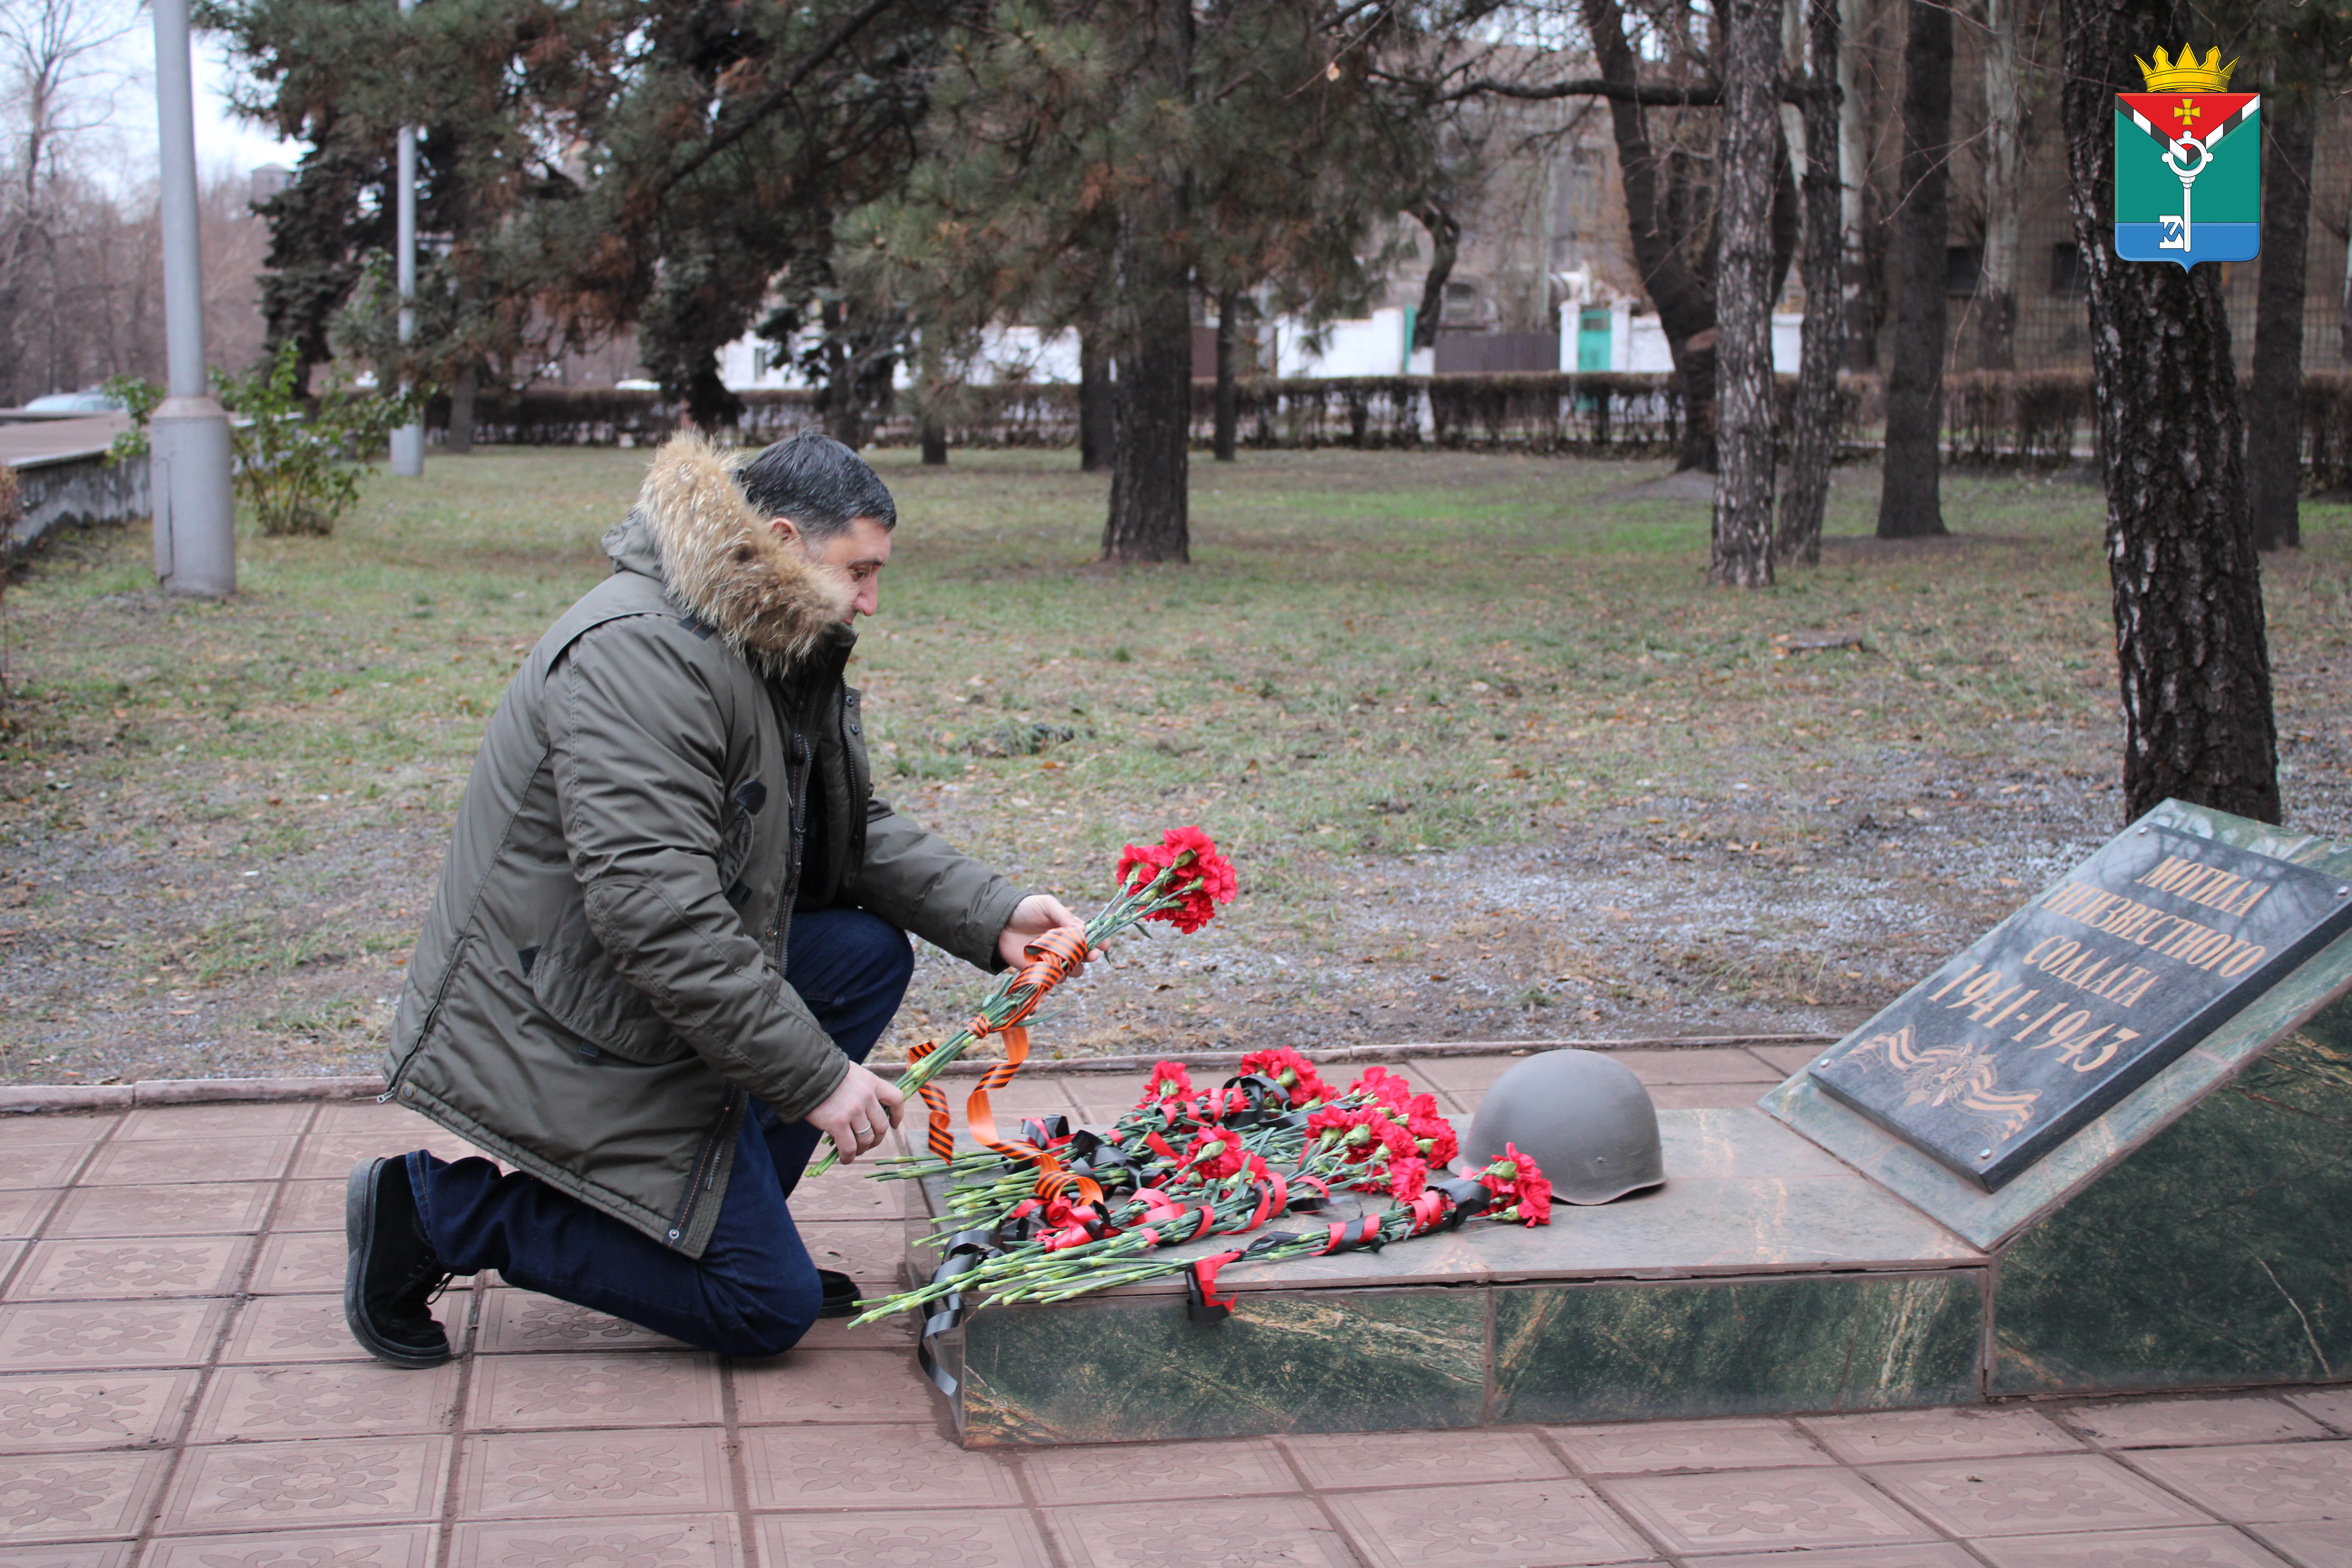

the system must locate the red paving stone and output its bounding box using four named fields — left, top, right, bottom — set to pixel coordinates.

left=0, top=1062, right=2344, bottom=1566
